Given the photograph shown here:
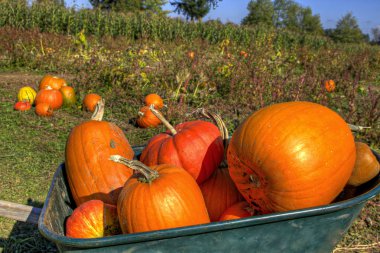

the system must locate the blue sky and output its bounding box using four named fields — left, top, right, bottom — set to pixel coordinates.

left=65, top=0, right=380, bottom=36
